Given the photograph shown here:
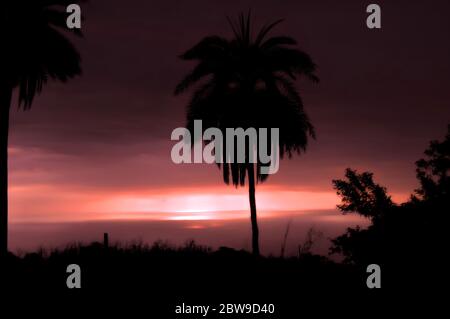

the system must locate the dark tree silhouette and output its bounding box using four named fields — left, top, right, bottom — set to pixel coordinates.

left=175, top=13, right=318, bottom=255
left=331, top=125, right=449, bottom=289
left=330, top=168, right=395, bottom=264
left=332, top=168, right=394, bottom=221
left=0, top=0, right=83, bottom=258
left=414, top=124, right=450, bottom=201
